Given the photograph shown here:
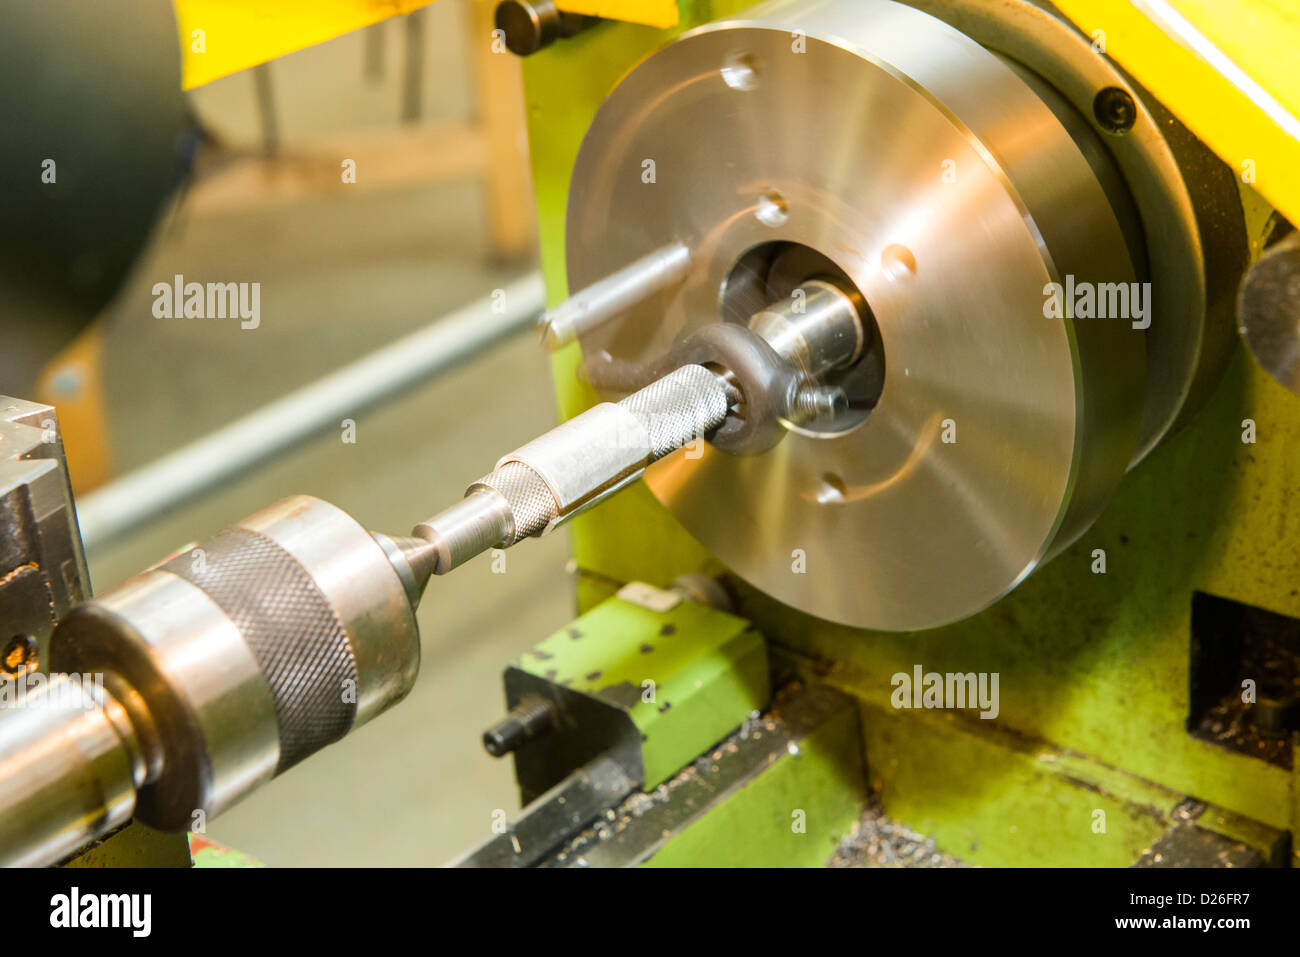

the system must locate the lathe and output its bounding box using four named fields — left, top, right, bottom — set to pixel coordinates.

left=1, top=0, right=1298, bottom=870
